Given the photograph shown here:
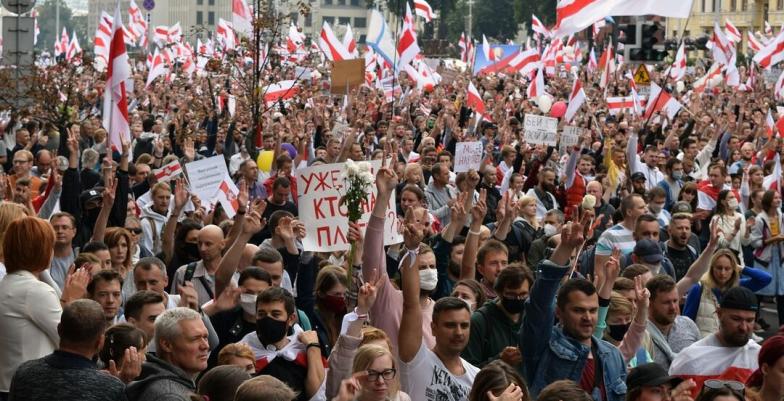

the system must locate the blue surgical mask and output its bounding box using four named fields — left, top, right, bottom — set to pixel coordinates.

left=672, top=171, right=684, bottom=181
